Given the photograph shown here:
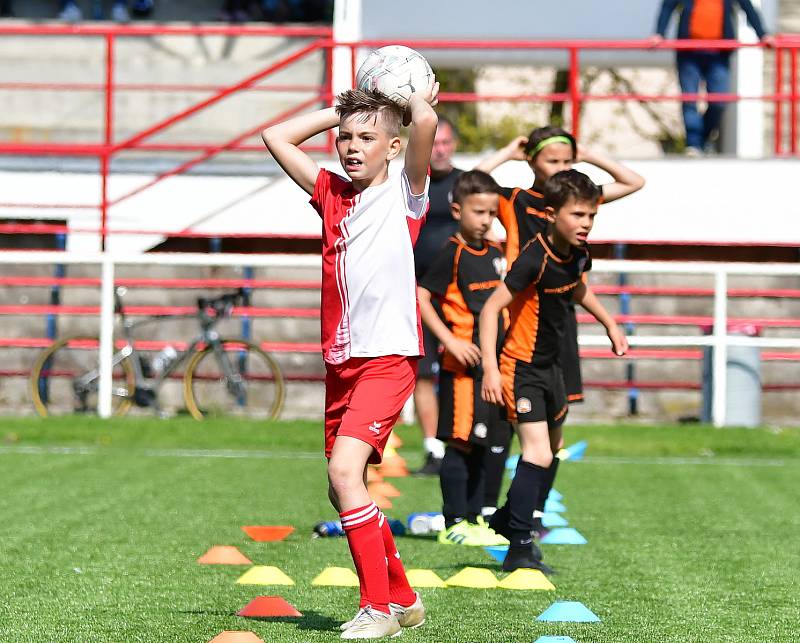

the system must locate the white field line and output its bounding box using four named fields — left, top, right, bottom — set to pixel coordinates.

left=0, top=445, right=320, bottom=459
left=581, top=455, right=793, bottom=467
left=0, top=445, right=796, bottom=467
